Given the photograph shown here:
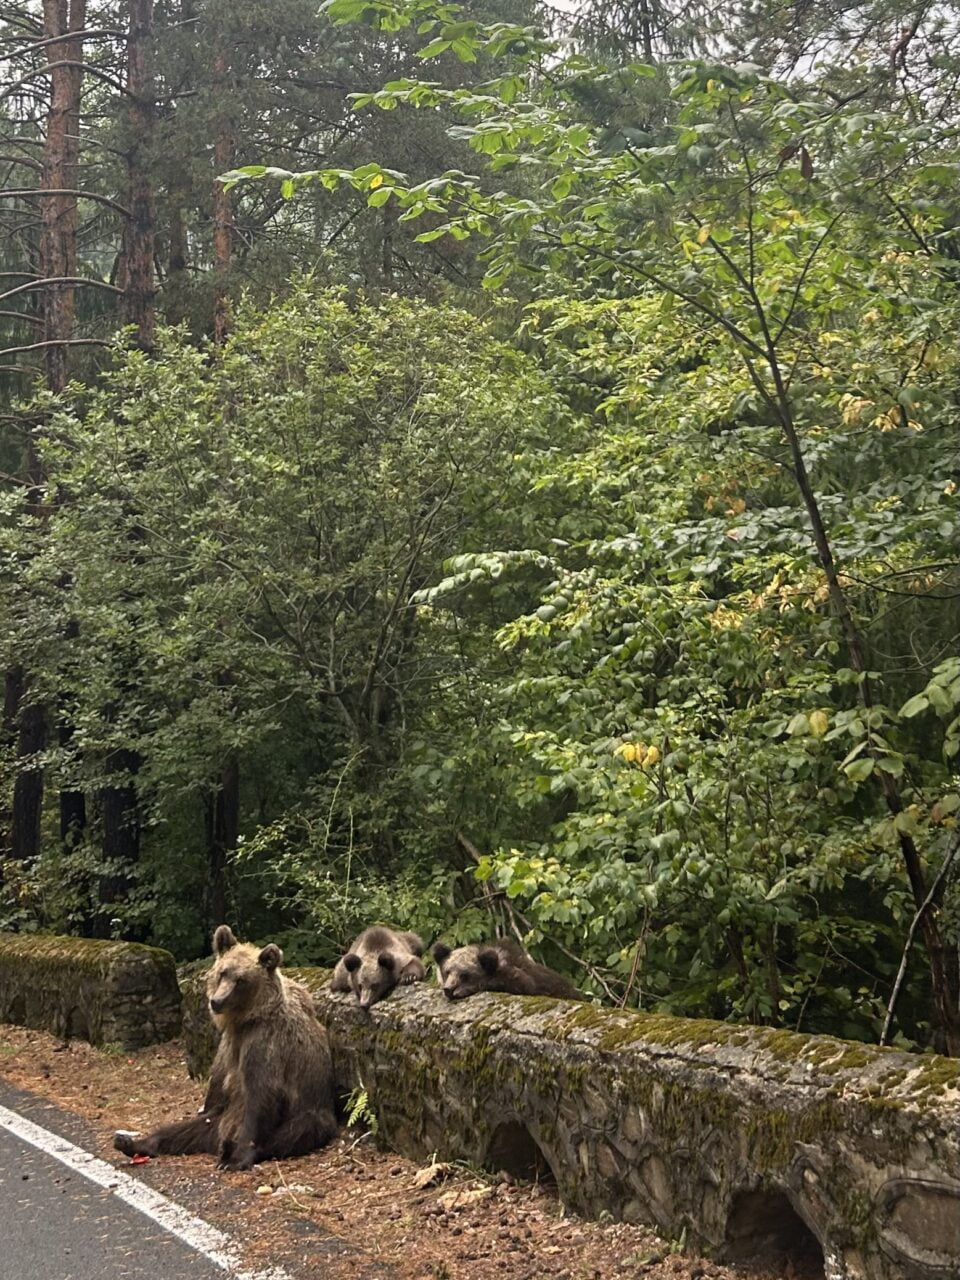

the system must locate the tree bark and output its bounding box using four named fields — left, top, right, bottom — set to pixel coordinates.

left=39, top=0, right=86, bottom=394
left=84, top=0, right=157, bottom=921
left=93, top=746, right=141, bottom=938
left=212, top=44, right=232, bottom=345
left=12, top=0, right=89, bottom=870
left=206, top=754, right=238, bottom=932
left=9, top=673, right=47, bottom=862
left=57, top=618, right=85, bottom=850
left=119, top=0, right=155, bottom=350
left=0, top=668, right=25, bottom=859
